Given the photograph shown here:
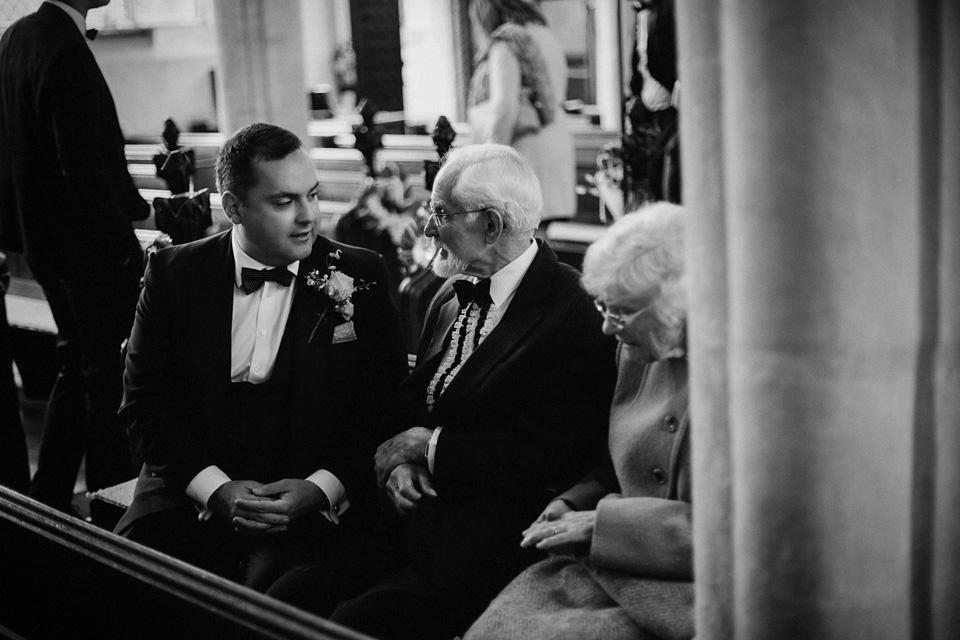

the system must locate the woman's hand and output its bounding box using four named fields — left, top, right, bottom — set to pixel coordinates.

left=520, top=509, right=598, bottom=554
